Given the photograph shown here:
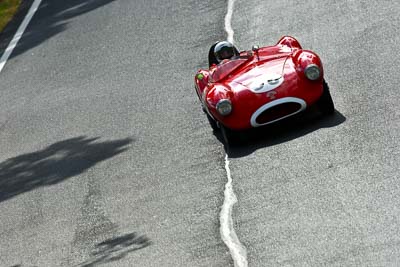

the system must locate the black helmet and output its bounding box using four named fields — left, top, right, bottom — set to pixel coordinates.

left=214, top=41, right=239, bottom=63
